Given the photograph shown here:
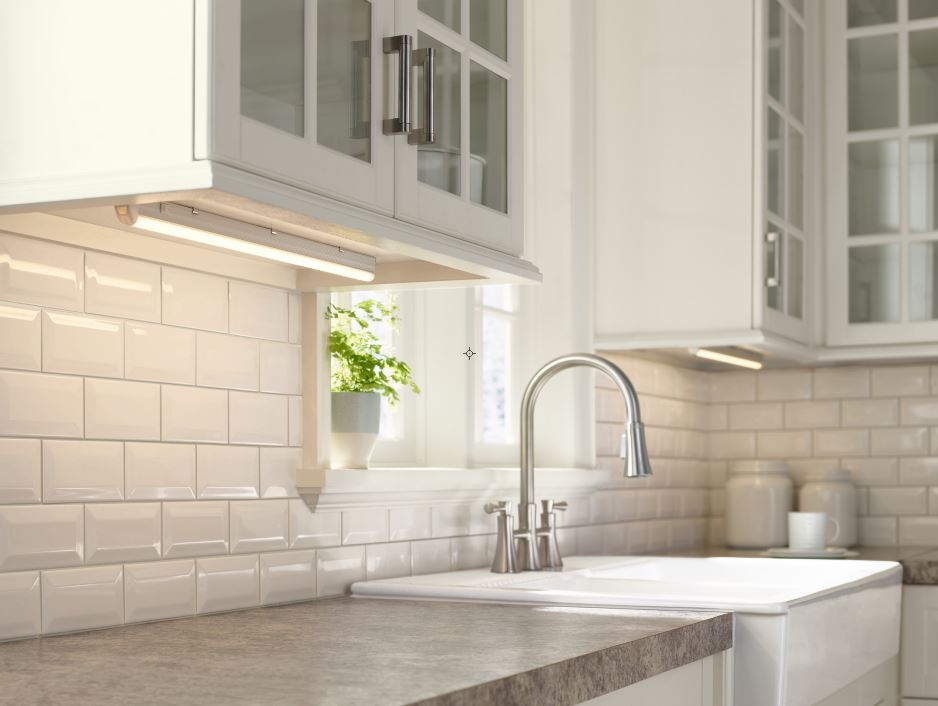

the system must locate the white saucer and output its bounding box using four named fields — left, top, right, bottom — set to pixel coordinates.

left=761, top=547, right=859, bottom=559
